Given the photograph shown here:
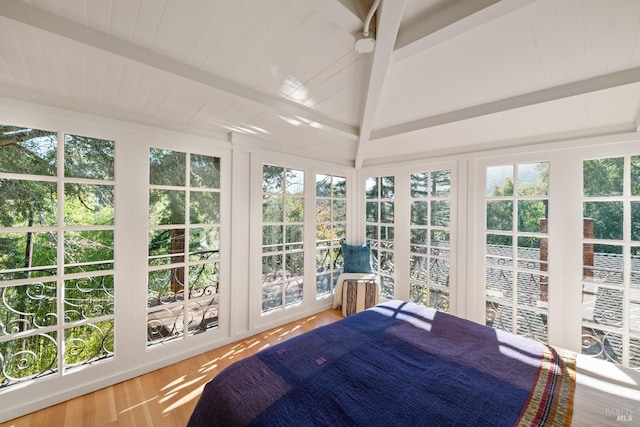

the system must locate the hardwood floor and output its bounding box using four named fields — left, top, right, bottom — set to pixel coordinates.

left=1, top=309, right=344, bottom=427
